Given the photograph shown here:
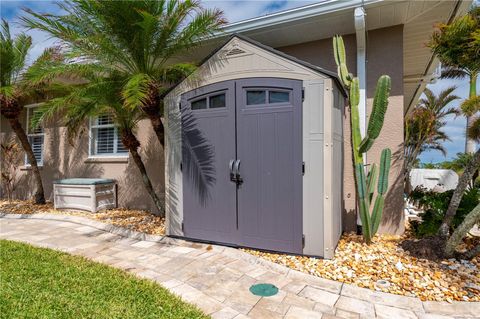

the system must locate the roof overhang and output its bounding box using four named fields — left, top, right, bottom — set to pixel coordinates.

left=193, top=0, right=472, bottom=115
